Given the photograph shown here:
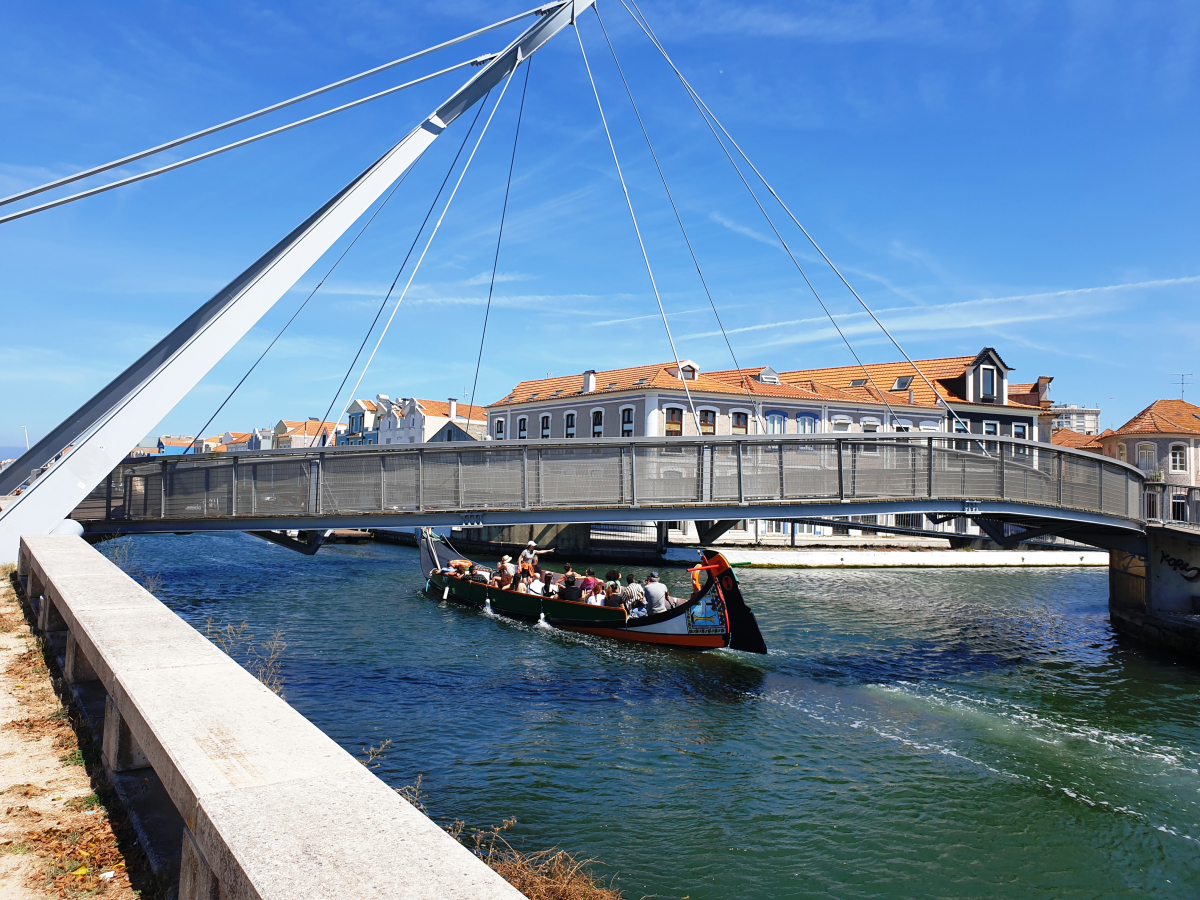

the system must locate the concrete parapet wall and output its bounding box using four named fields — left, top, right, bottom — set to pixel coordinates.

left=16, top=534, right=523, bottom=900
